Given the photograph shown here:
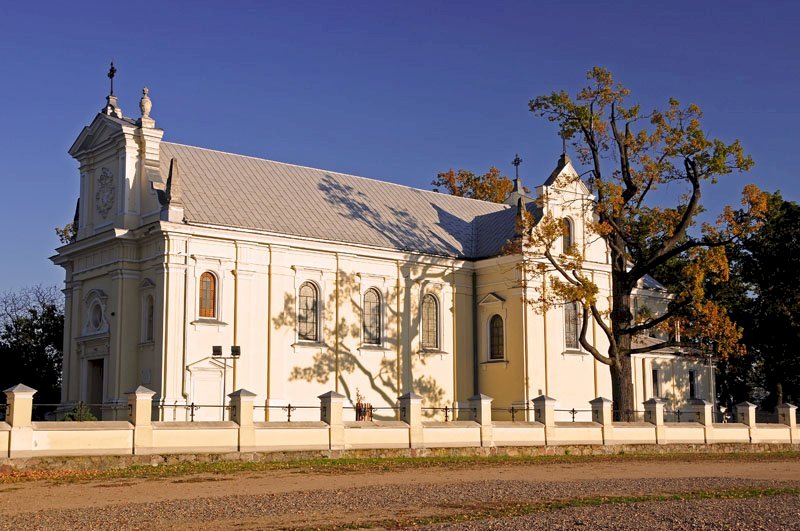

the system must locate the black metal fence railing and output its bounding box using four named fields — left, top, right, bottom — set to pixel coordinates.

left=664, top=409, right=703, bottom=423
left=555, top=408, right=593, bottom=422
left=154, top=402, right=235, bottom=422
left=343, top=405, right=401, bottom=421
left=31, top=402, right=129, bottom=421
left=613, top=410, right=646, bottom=422
left=0, top=403, right=7, bottom=422
left=491, top=405, right=531, bottom=422
left=713, top=410, right=732, bottom=423
left=422, top=406, right=457, bottom=422
left=756, top=410, right=779, bottom=423
left=254, top=405, right=320, bottom=422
